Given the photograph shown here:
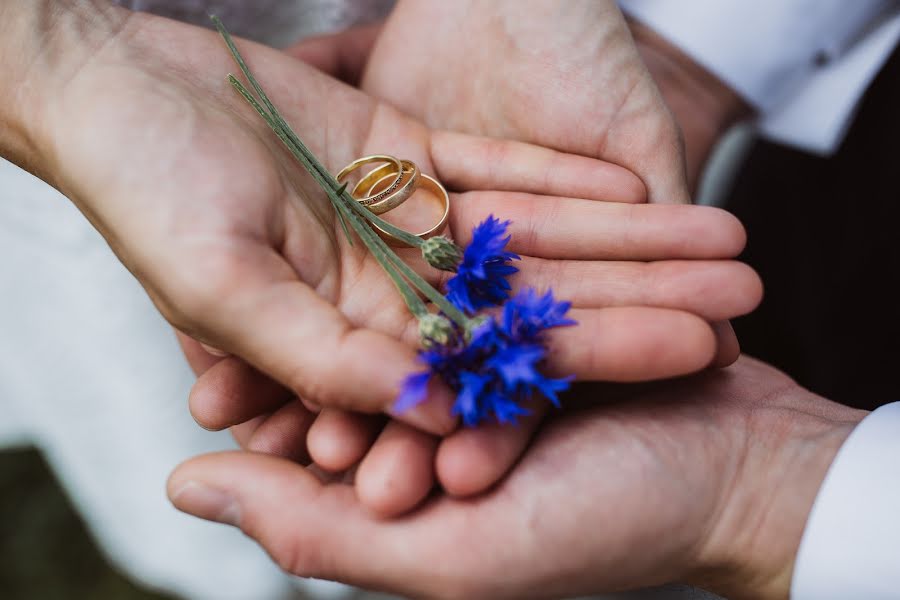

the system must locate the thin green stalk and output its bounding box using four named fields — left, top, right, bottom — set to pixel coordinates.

left=356, top=221, right=469, bottom=326
left=337, top=201, right=429, bottom=318
left=228, top=75, right=353, bottom=244
left=215, top=20, right=425, bottom=249
left=214, top=18, right=335, bottom=191
left=230, top=75, right=427, bottom=318
left=215, top=17, right=466, bottom=326
left=342, top=196, right=425, bottom=248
